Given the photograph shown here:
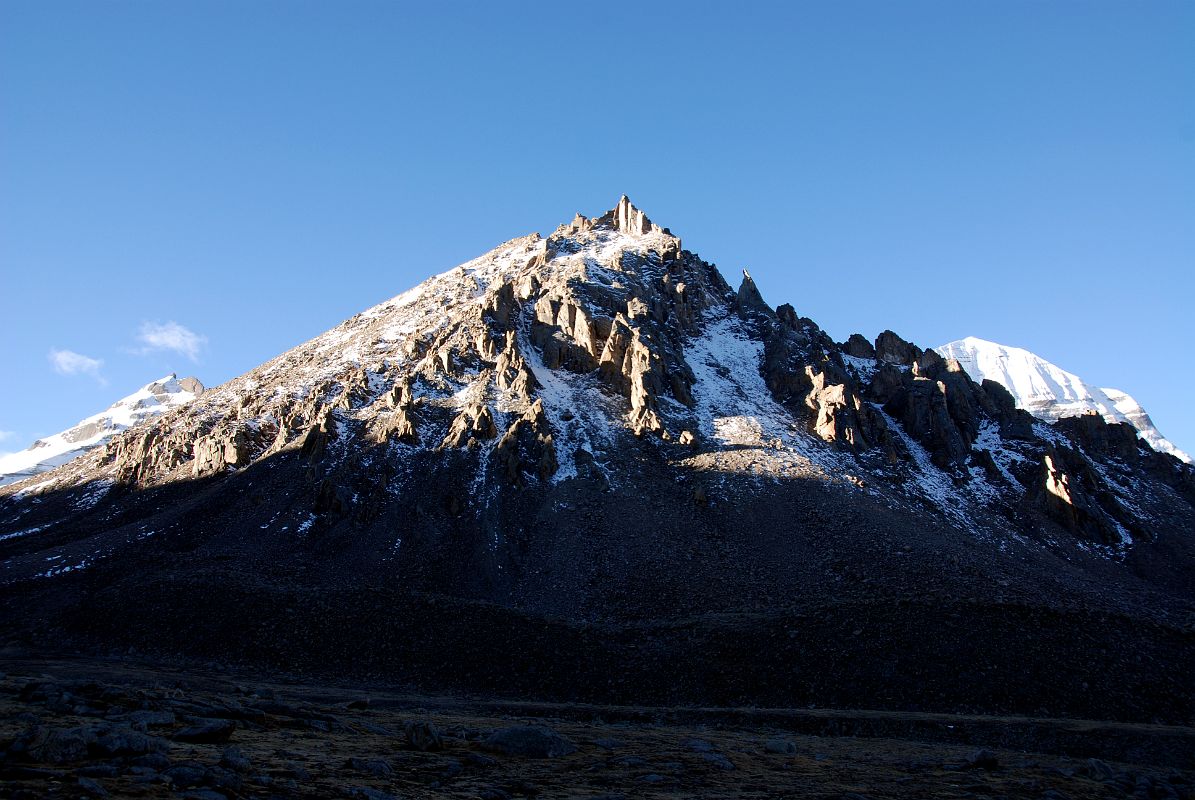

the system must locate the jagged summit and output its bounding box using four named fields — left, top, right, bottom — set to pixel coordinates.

left=2, top=198, right=1193, bottom=723
left=0, top=373, right=204, bottom=487
left=555, top=195, right=676, bottom=241
left=937, top=336, right=1190, bottom=463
